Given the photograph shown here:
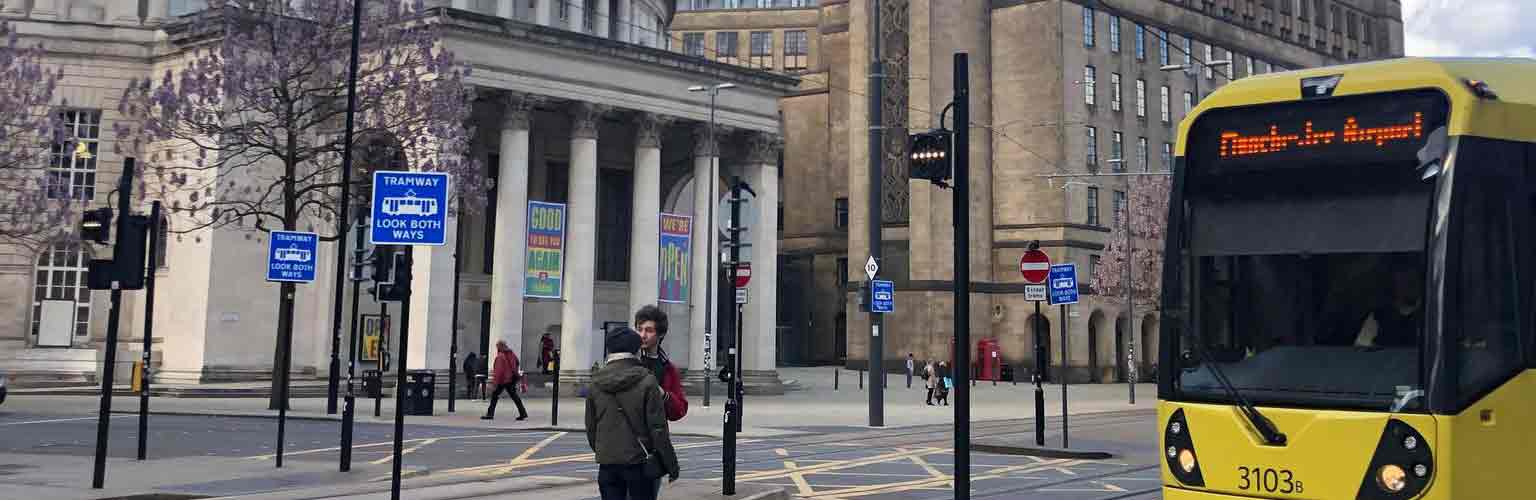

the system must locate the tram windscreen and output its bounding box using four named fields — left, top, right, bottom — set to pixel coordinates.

left=1173, top=89, right=1449, bottom=411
